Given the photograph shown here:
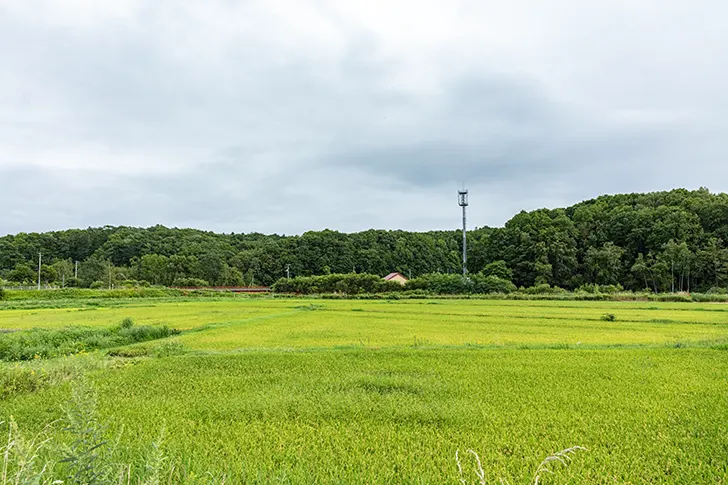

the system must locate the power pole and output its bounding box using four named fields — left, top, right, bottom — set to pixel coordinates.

left=286, top=264, right=291, bottom=279
left=37, top=252, right=42, bottom=290
left=75, top=261, right=79, bottom=279
left=458, top=189, right=469, bottom=275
